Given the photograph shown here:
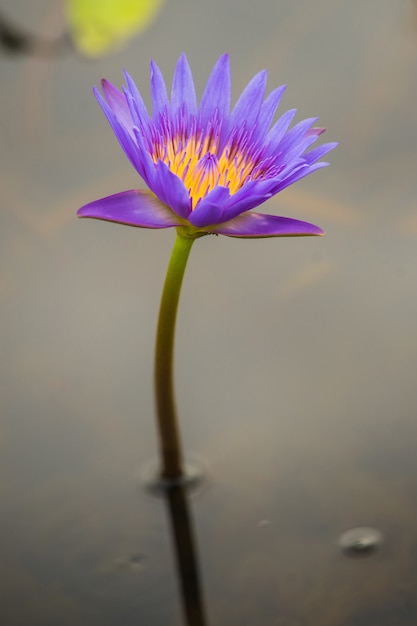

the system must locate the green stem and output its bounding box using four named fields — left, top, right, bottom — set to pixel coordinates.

left=154, top=232, right=195, bottom=480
